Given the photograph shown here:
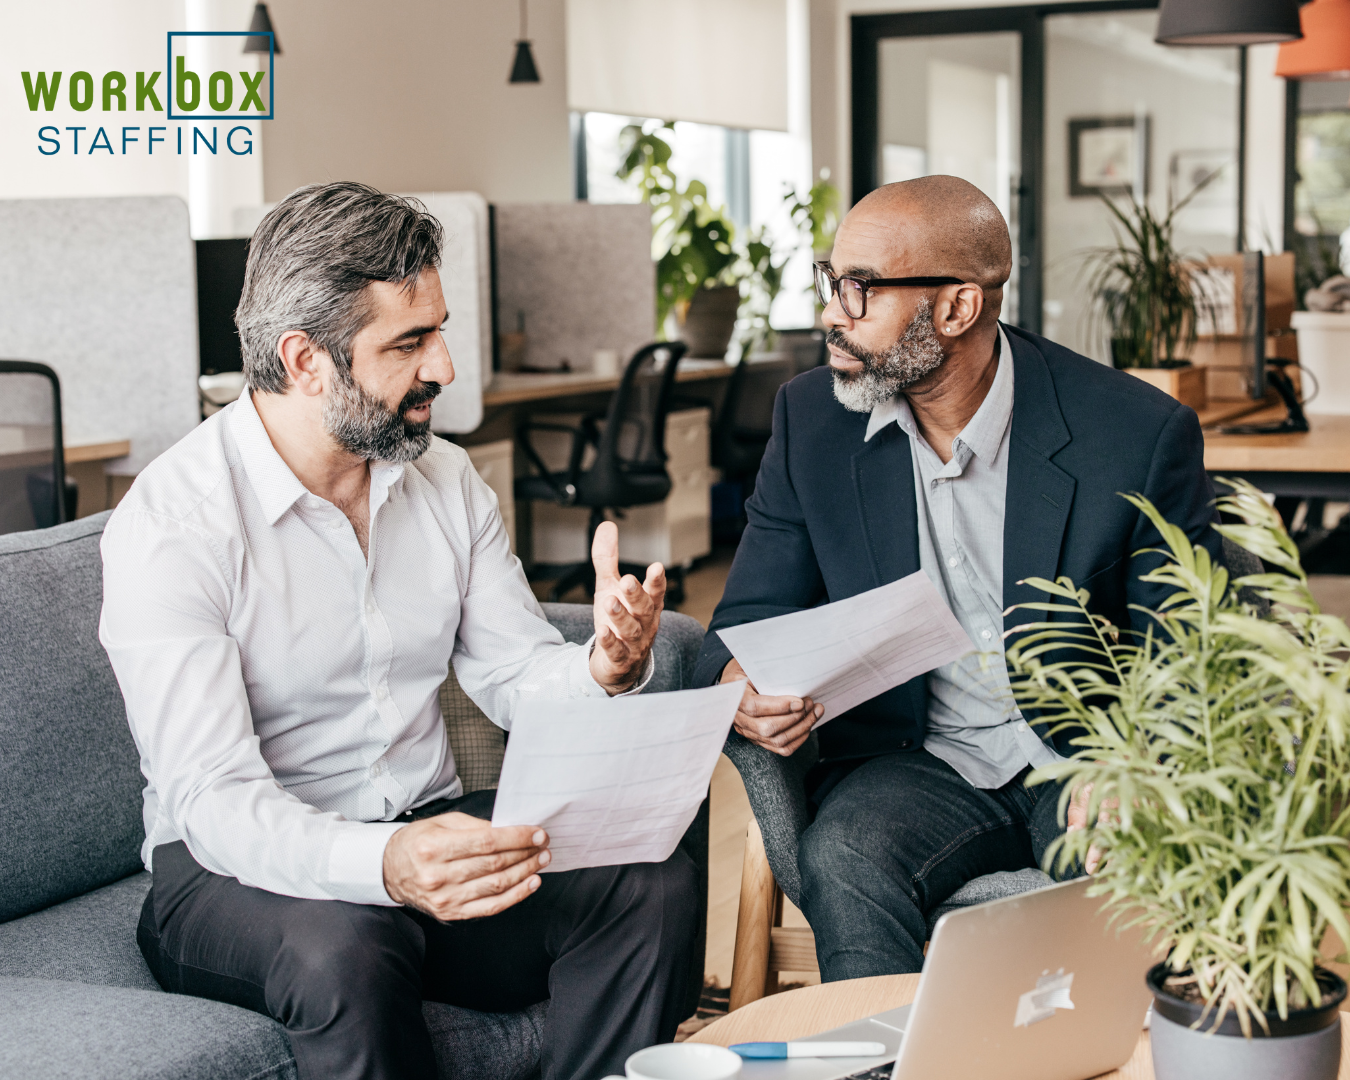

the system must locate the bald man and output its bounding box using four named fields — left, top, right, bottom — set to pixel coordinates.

left=693, top=176, right=1220, bottom=978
